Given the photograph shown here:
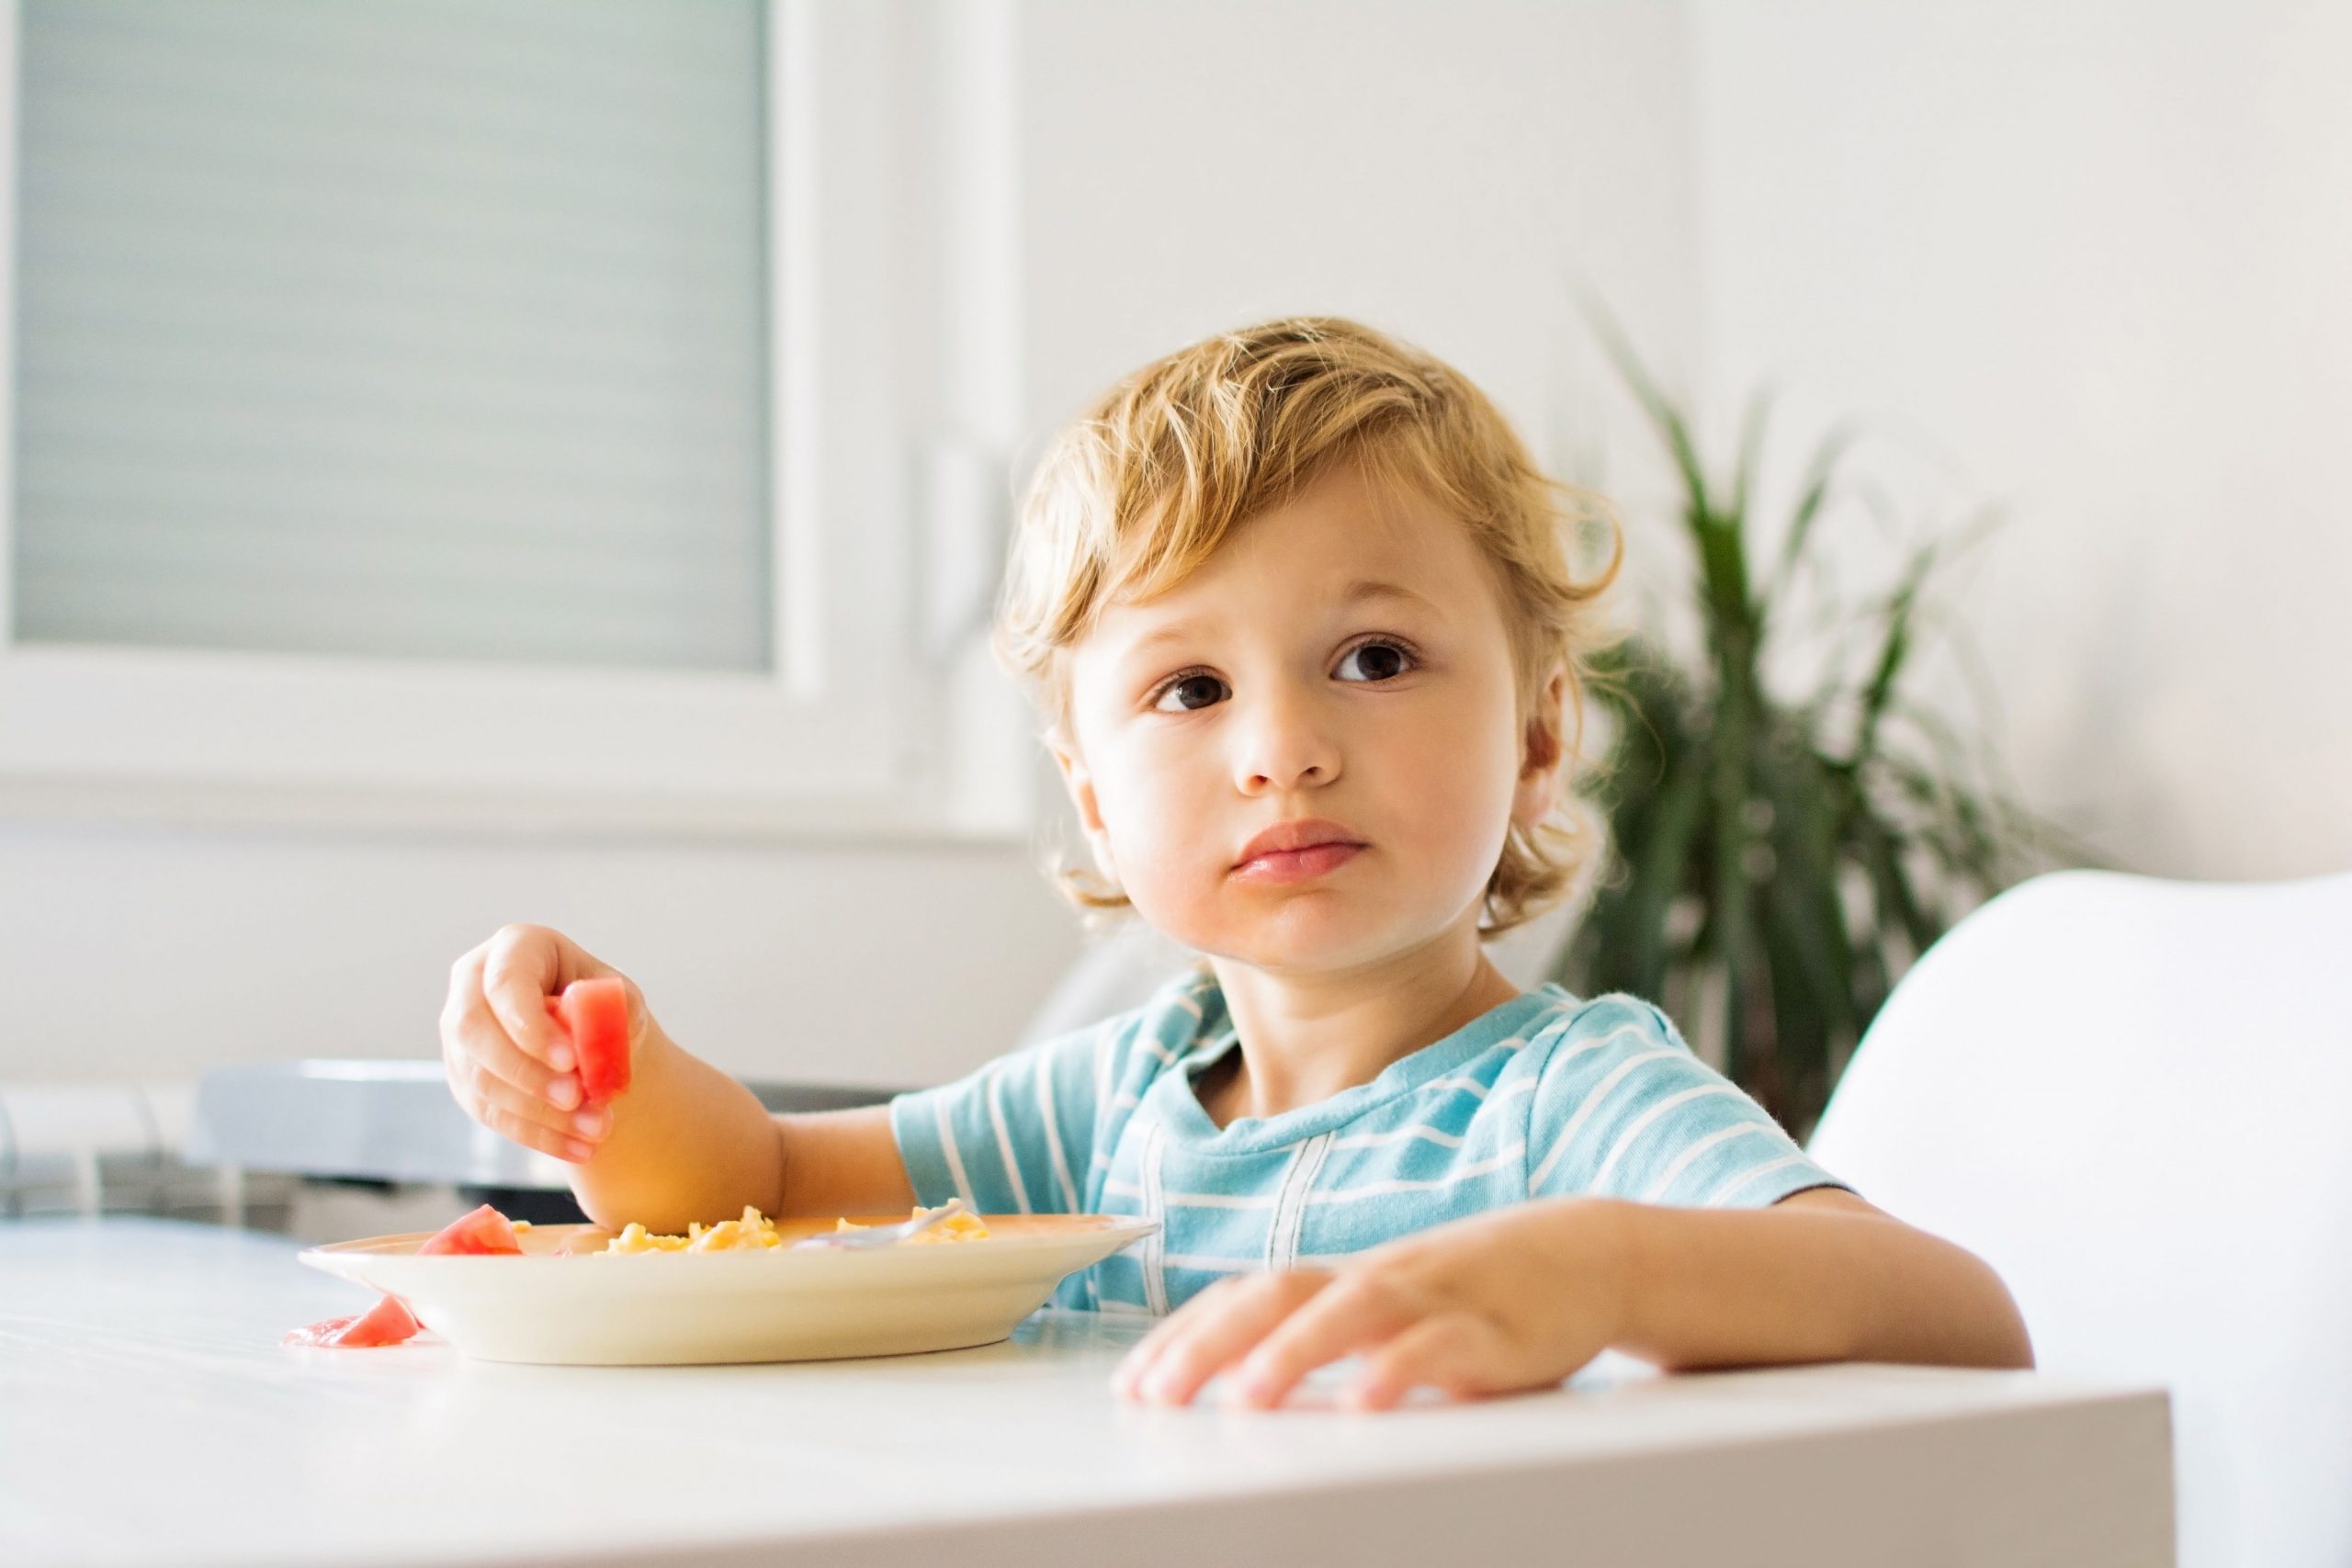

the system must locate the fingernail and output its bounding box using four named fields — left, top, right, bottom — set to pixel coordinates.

left=548, top=1043, right=574, bottom=1073
left=572, top=1109, right=606, bottom=1136
left=565, top=1139, right=594, bottom=1162
left=547, top=1076, right=580, bottom=1111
